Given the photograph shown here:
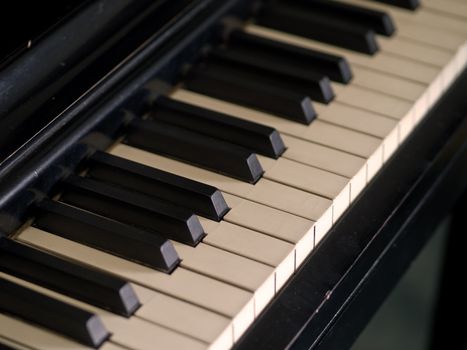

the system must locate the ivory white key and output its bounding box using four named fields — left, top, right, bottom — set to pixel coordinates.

left=413, top=0, right=467, bottom=20
left=222, top=194, right=317, bottom=265
left=199, top=218, right=295, bottom=290
left=0, top=338, right=31, bottom=350
left=174, top=242, right=275, bottom=314
left=0, top=272, right=208, bottom=350
left=280, top=135, right=367, bottom=202
left=0, top=313, right=124, bottom=350
left=132, top=285, right=233, bottom=347
left=18, top=227, right=255, bottom=341
left=111, top=143, right=332, bottom=221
